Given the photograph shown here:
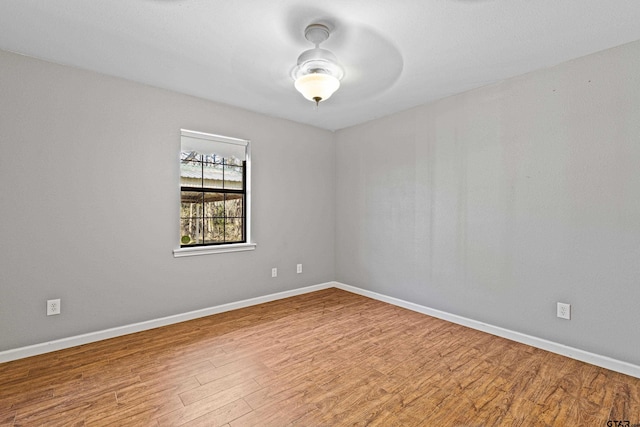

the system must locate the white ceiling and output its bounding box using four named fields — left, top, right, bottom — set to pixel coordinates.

left=1, top=1, right=640, bottom=131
